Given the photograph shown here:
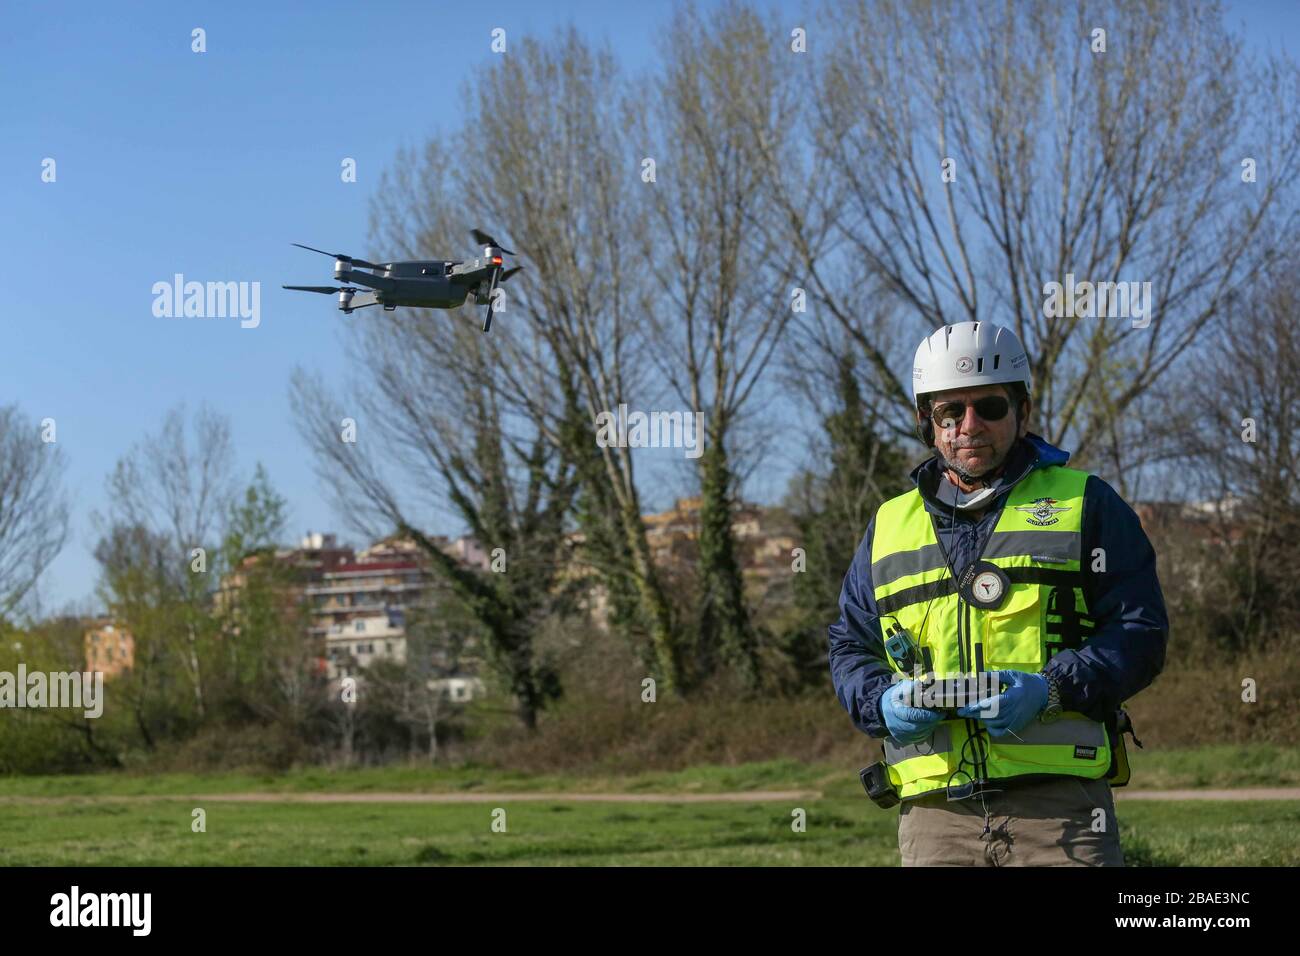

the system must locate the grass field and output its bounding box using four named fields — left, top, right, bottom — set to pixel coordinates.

left=1, top=794, right=1296, bottom=866
left=1, top=745, right=1297, bottom=866
left=3, top=743, right=1298, bottom=799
